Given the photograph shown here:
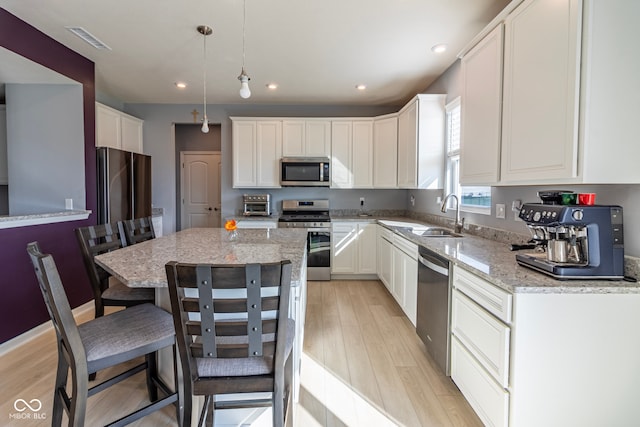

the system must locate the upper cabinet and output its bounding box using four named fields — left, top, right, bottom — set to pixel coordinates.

left=282, top=119, right=331, bottom=157
left=0, top=106, right=7, bottom=185
left=231, top=118, right=282, bottom=188
left=460, top=24, right=504, bottom=185
left=331, top=120, right=374, bottom=188
left=460, top=0, right=640, bottom=185
left=397, top=94, right=446, bottom=189
left=373, top=115, right=398, bottom=188
left=96, top=102, right=144, bottom=153
left=500, top=0, right=582, bottom=183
